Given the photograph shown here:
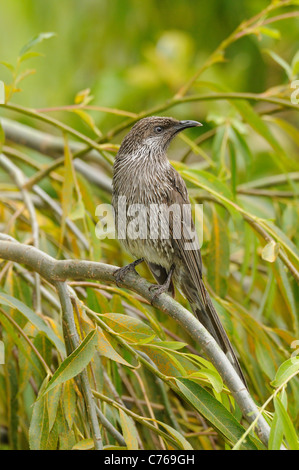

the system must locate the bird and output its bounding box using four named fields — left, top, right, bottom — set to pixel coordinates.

left=112, top=116, right=246, bottom=386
